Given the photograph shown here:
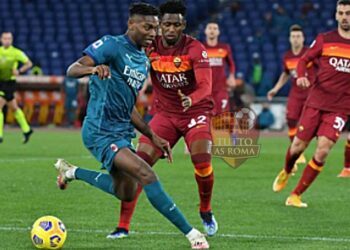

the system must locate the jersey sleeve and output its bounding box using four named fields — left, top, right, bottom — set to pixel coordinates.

left=189, top=41, right=210, bottom=69
left=16, top=49, right=29, bottom=64
left=83, top=35, right=118, bottom=65
left=282, top=54, right=289, bottom=74
left=297, top=34, right=323, bottom=78
left=225, top=44, right=235, bottom=74
left=187, top=41, right=212, bottom=105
